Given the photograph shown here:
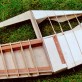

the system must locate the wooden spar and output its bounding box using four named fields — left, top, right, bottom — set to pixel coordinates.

left=45, top=12, right=56, bottom=34
left=31, top=11, right=53, bottom=74
left=29, top=11, right=42, bottom=39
